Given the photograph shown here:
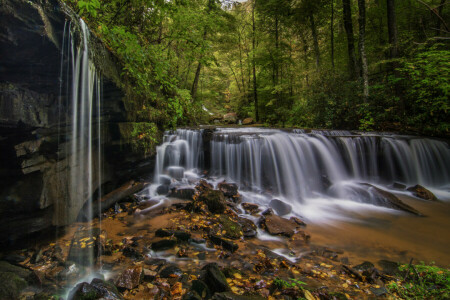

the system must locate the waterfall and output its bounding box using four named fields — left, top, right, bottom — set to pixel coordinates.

left=59, top=18, right=102, bottom=266
left=152, top=128, right=450, bottom=211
